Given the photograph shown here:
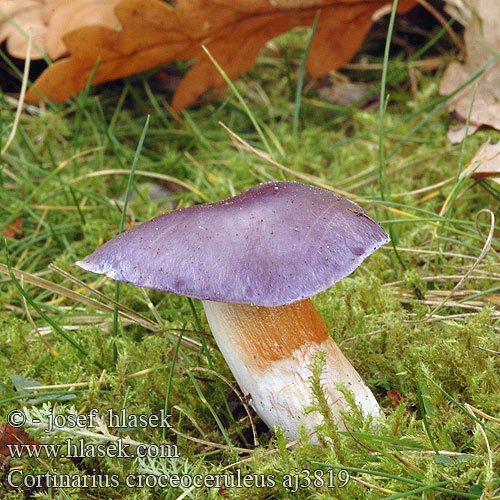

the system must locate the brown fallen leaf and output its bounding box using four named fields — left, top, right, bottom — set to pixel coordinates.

left=387, top=389, right=402, bottom=409
left=0, top=0, right=47, bottom=59
left=445, top=122, right=479, bottom=145
left=440, top=0, right=500, bottom=142
left=25, top=0, right=416, bottom=111
left=0, top=0, right=120, bottom=60
left=0, top=423, right=38, bottom=457
left=2, top=216, right=23, bottom=239
left=42, top=0, right=121, bottom=59
left=462, top=140, right=500, bottom=185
